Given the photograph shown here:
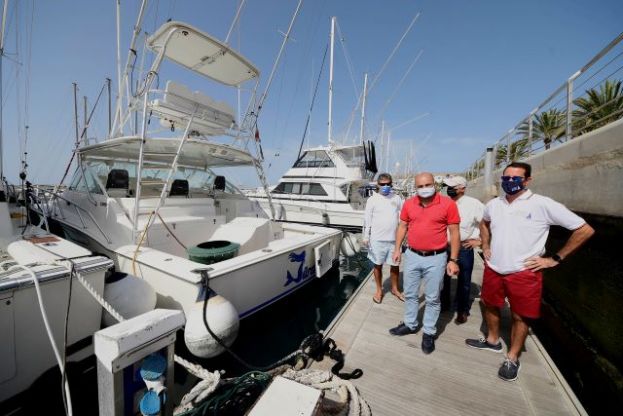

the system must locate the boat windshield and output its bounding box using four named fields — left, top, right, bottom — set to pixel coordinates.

left=82, top=160, right=242, bottom=197
left=293, top=150, right=334, bottom=168
left=335, top=147, right=365, bottom=168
